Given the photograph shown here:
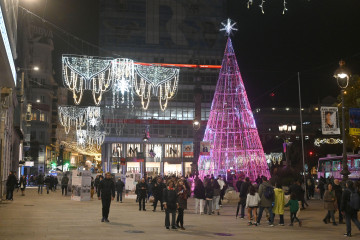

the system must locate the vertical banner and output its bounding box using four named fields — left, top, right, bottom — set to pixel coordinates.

left=200, top=141, right=210, bottom=156
left=349, top=108, right=360, bottom=135
left=182, top=141, right=194, bottom=157
left=321, top=106, right=340, bottom=135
